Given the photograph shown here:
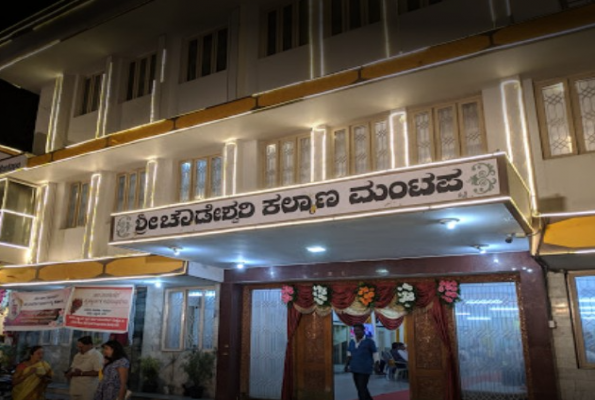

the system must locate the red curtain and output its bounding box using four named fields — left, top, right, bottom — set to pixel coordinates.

left=375, top=282, right=397, bottom=308
left=334, top=311, right=370, bottom=326
left=376, top=314, right=404, bottom=330
left=329, top=283, right=358, bottom=308
left=281, top=306, right=302, bottom=400
left=415, top=282, right=460, bottom=400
